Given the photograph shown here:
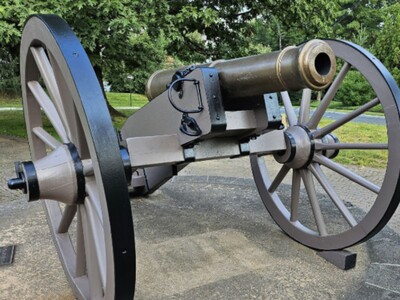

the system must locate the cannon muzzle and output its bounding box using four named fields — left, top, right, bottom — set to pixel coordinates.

left=146, top=39, right=336, bottom=101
